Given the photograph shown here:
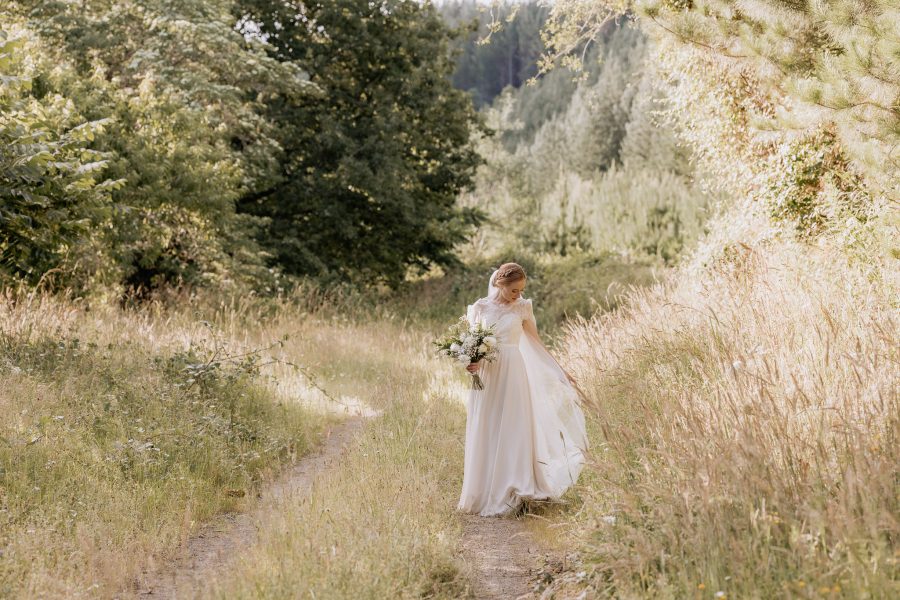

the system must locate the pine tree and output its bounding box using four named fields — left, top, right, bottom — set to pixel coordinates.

left=620, top=70, right=691, bottom=176
left=546, top=1, right=900, bottom=199
left=654, top=1, right=896, bottom=182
